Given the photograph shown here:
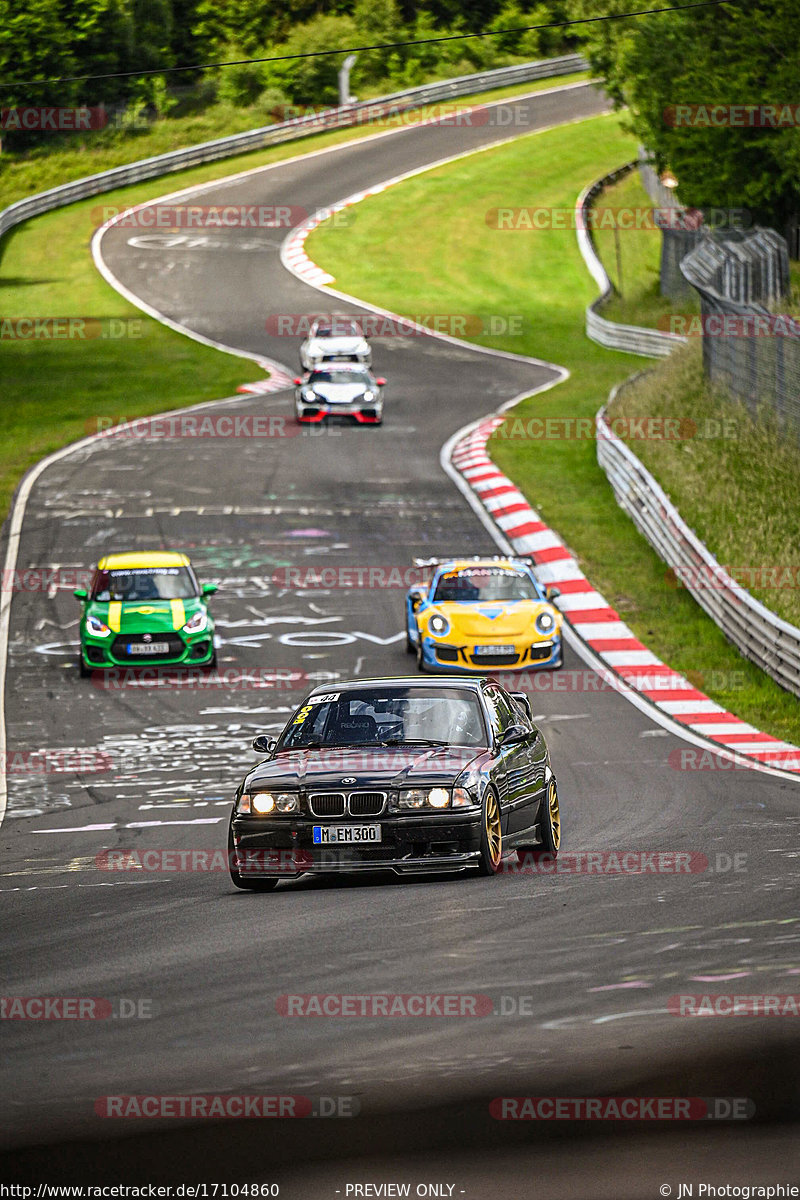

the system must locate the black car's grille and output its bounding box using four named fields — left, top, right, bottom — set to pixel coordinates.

left=348, top=792, right=386, bottom=816
left=309, top=792, right=346, bottom=817
left=469, top=652, right=519, bottom=667
left=111, top=633, right=184, bottom=662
